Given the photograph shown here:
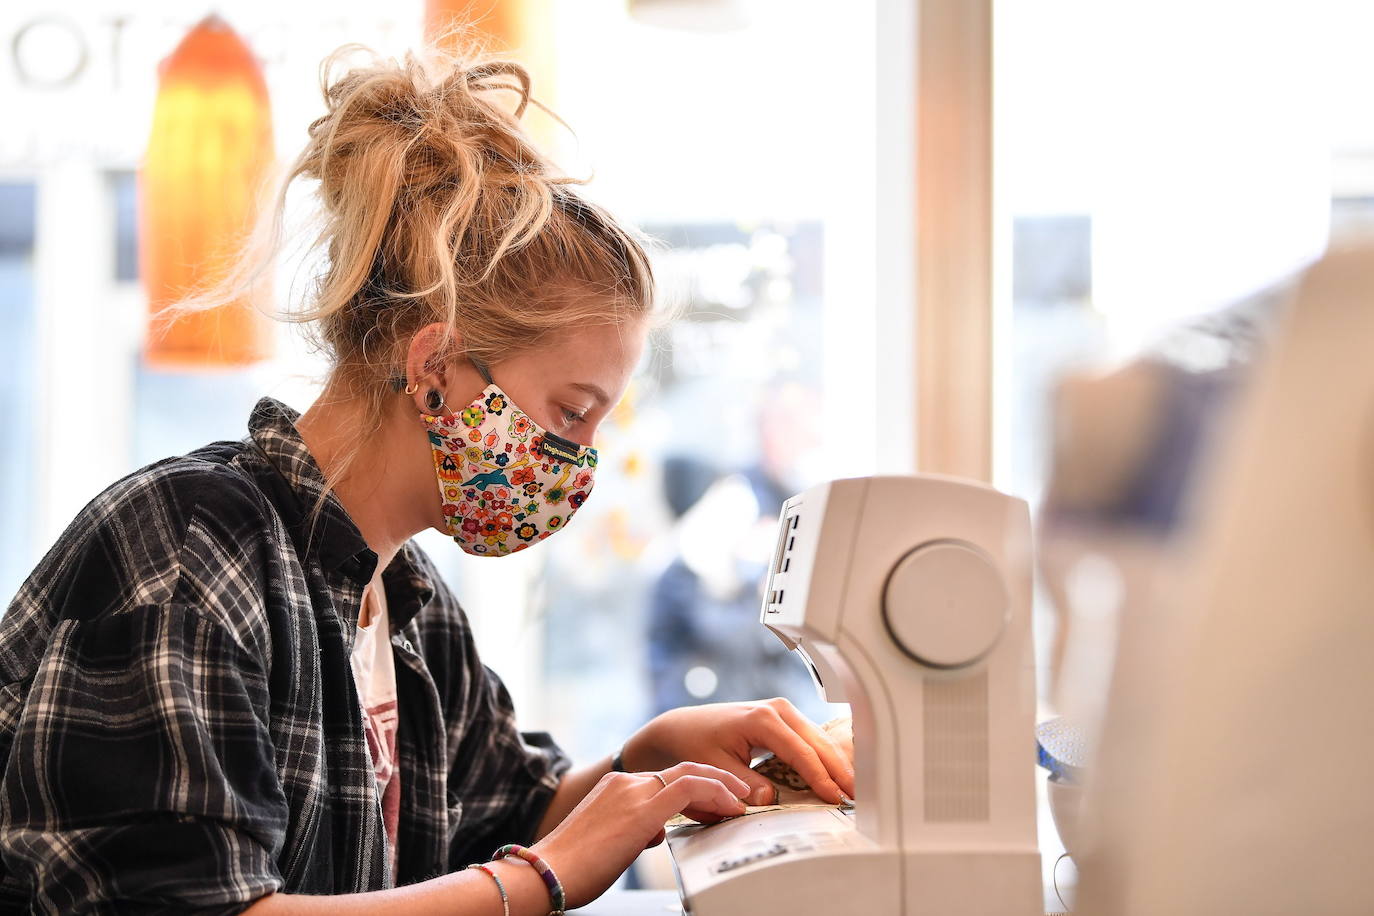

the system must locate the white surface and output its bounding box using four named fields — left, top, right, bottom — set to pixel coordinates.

left=583, top=884, right=1076, bottom=914
left=1045, top=777, right=1083, bottom=862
